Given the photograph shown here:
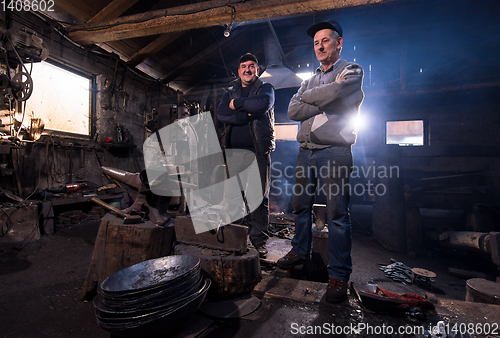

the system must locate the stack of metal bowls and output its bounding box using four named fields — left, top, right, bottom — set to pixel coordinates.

left=93, top=255, right=210, bottom=337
